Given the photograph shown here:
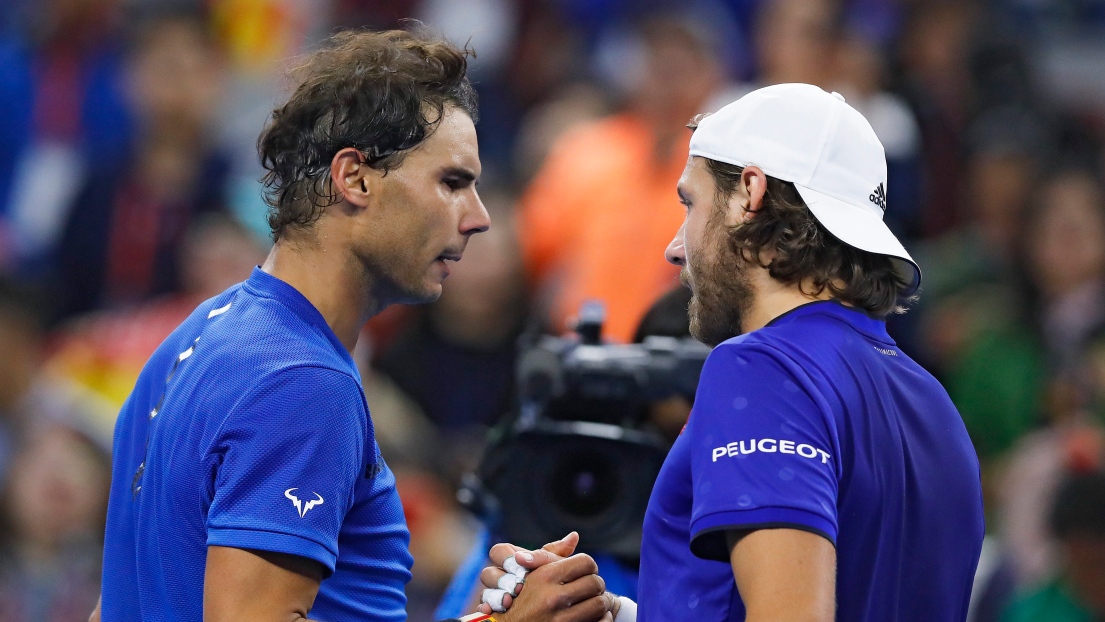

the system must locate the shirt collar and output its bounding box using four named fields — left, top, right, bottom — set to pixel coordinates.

left=241, top=267, right=357, bottom=367
left=765, top=300, right=893, bottom=344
